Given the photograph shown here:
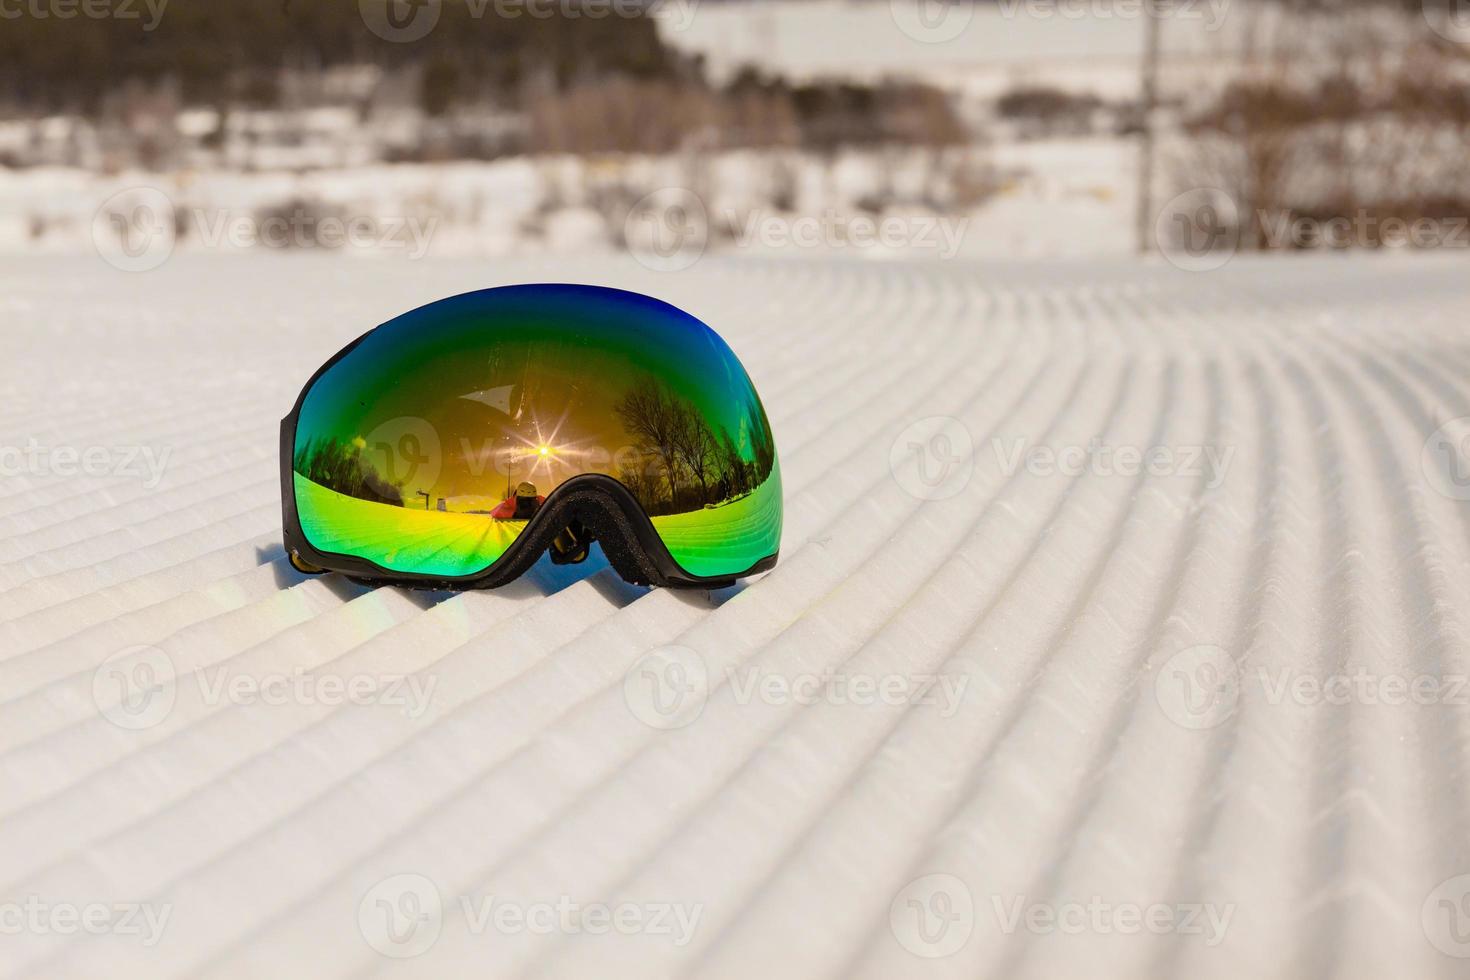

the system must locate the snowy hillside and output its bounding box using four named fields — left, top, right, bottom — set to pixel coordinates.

left=3, top=253, right=1470, bottom=977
